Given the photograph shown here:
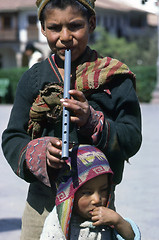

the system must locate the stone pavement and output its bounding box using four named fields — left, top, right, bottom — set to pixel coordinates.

left=0, top=103, right=159, bottom=240
left=115, top=103, right=159, bottom=240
